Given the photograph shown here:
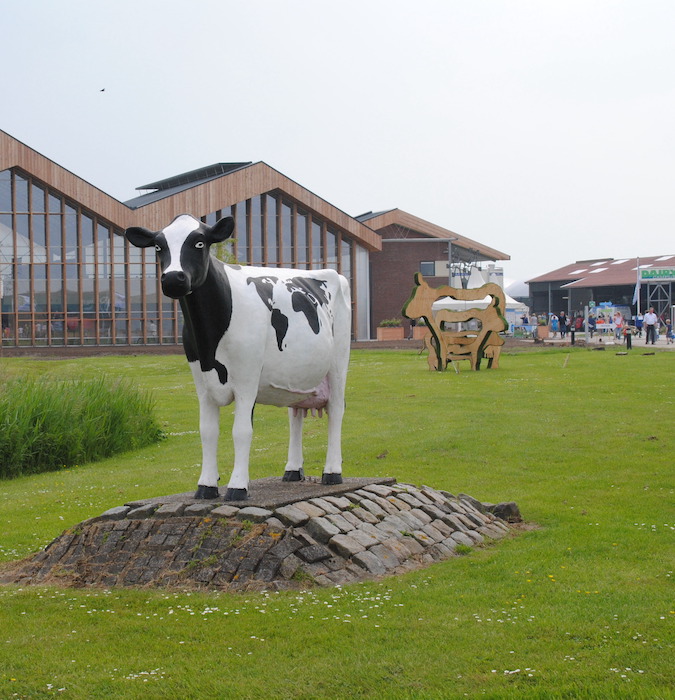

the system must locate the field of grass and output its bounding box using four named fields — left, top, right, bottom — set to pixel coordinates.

left=0, top=347, right=673, bottom=699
